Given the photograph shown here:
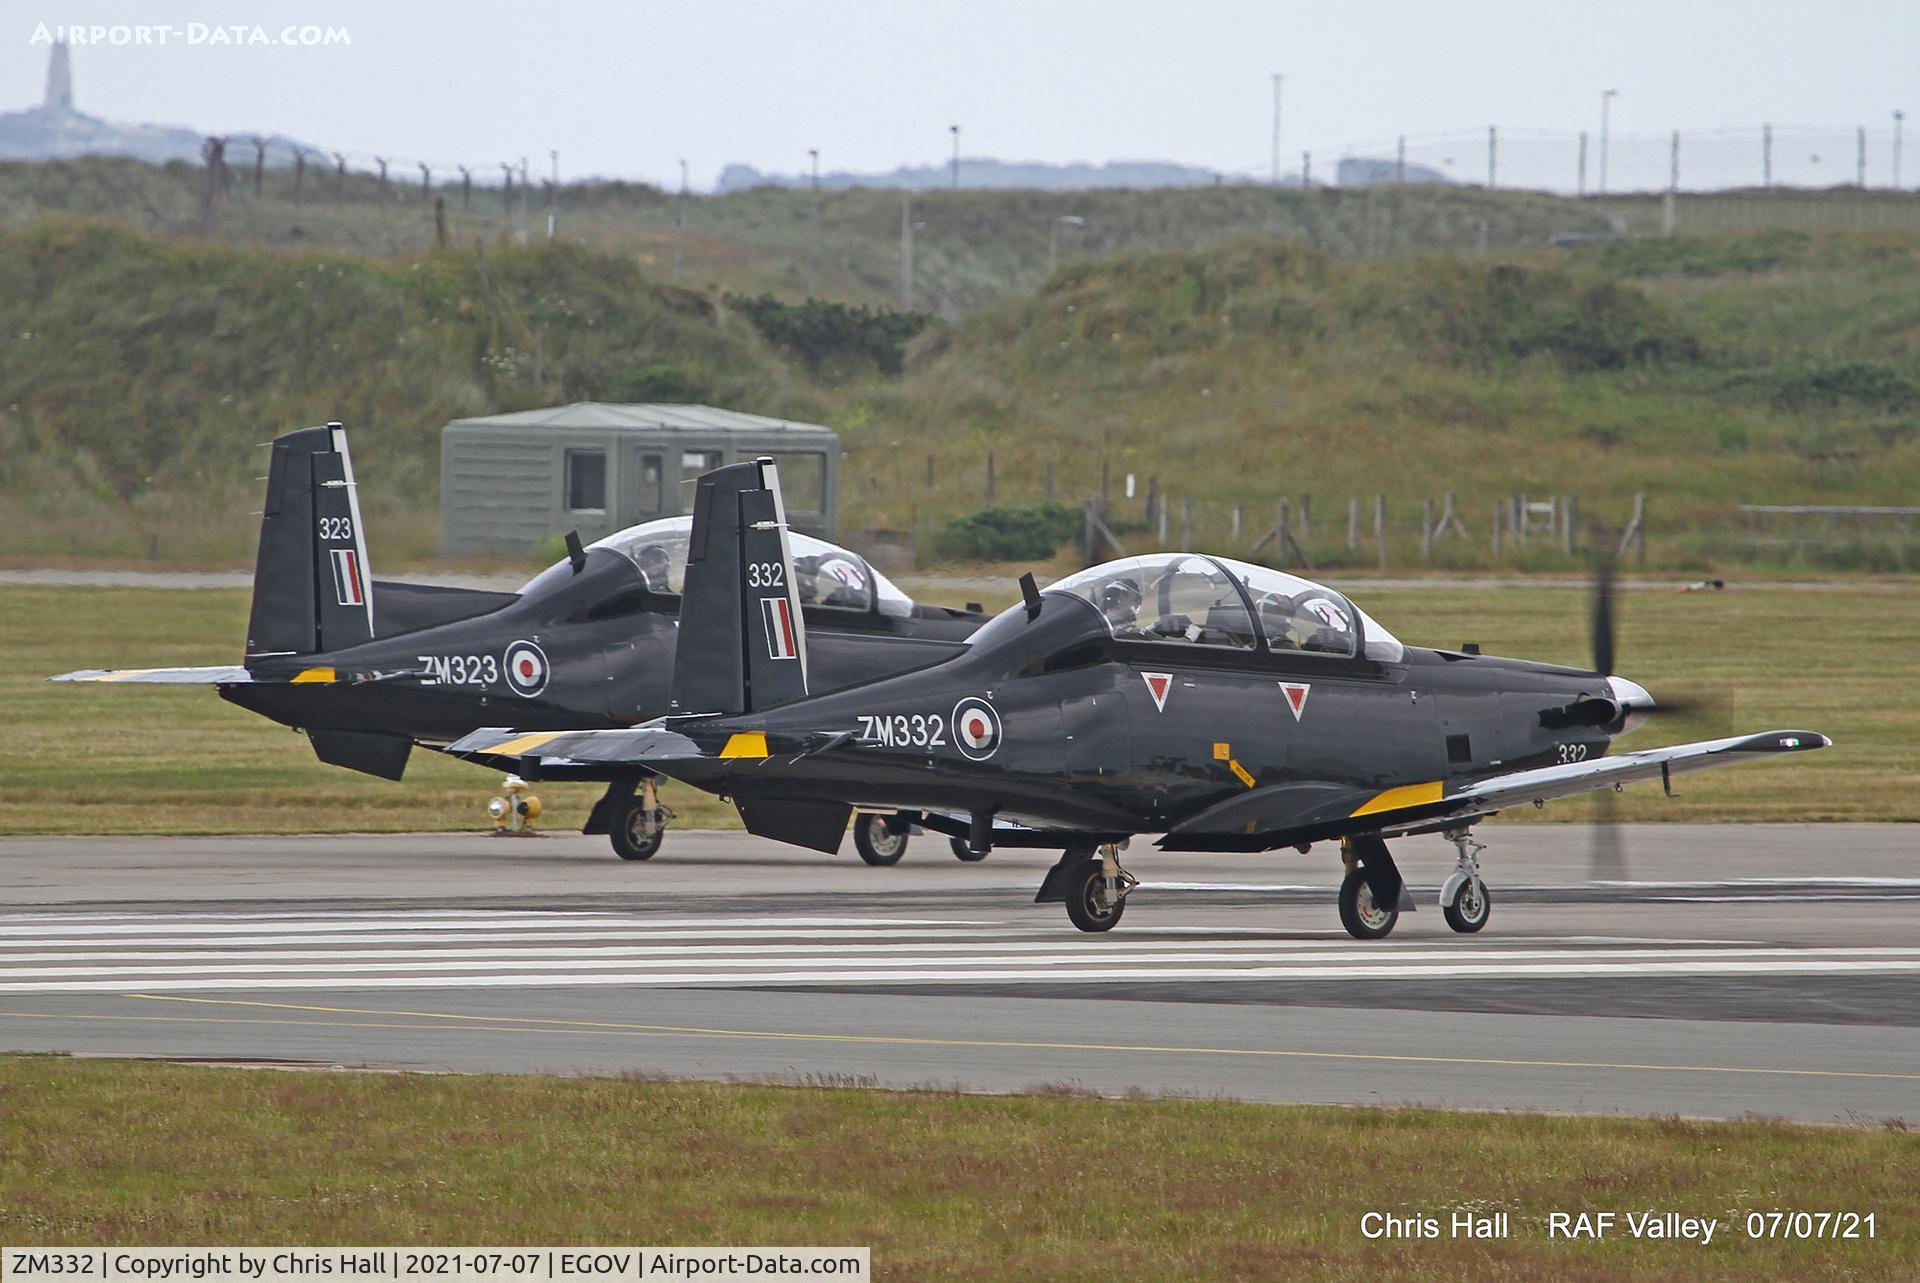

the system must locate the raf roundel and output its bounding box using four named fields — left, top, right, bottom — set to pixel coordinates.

left=503, top=640, right=550, bottom=698
left=951, top=696, right=1002, bottom=761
